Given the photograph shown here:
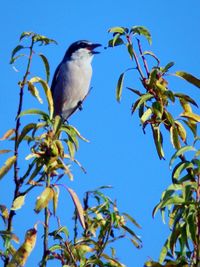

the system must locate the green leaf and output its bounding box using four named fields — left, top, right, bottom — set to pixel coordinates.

left=121, top=225, right=141, bottom=242
left=27, top=163, right=43, bottom=183
left=108, top=26, right=128, bottom=34
left=68, top=125, right=89, bottom=143
left=180, top=111, right=200, bottom=122
left=101, top=253, right=125, bottom=266
left=140, top=108, right=152, bottom=124
left=17, top=123, right=37, bottom=147
left=116, top=73, right=125, bottom=102
left=132, top=93, right=153, bottom=113
left=10, top=45, right=24, bottom=64
left=187, top=212, right=197, bottom=243
left=181, top=119, right=197, bottom=137
left=152, top=102, right=163, bottom=119
left=34, top=187, right=54, bottom=213
left=10, top=54, right=26, bottom=64
left=131, top=26, right=152, bottom=45
left=28, top=77, right=54, bottom=119
left=20, top=31, right=33, bottom=41
left=122, top=212, right=141, bottom=228
left=174, top=121, right=187, bottom=142
left=162, top=62, right=175, bottom=73
left=0, top=156, right=16, bottom=180
left=108, top=37, right=124, bottom=47
left=53, top=115, right=62, bottom=135
left=11, top=195, right=26, bottom=210
left=127, top=43, right=134, bottom=60
left=0, top=205, right=9, bottom=221
left=19, top=109, right=49, bottom=119
left=172, top=161, right=194, bottom=181
left=39, top=54, right=50, bottom=83
left=164, top=90, right=175, bottom=102
left=61, top=126, right=79, bottom=150
left=48, top=244, right=62, bottom=252
left=151, top=125, right=165, bottom=159
left=143, top=50, right=160, bottom=65
left=55, top=140, right=64, bottom=158
left=170, top=145, right=196, bottom=168
left=127, top=87, right=142, bottom=96
left=160, top=196, right=184, bottom=209
left=67, top=187, right=85, bottom=229
left=144, top=261, right=162, bottom=267
left=130, top=238, right=141, bottom=249
left=175, top=71, right=200, bottom=88
left=28, top=82, right=43, bottom=104
left=54, top=226, right=69, bottom=239
left=67, top=139, right=75, bottom=158
left=33, top=34, right=57, bottom=45
left=170, top=125, right=180, bottom=149
left=158, top=240, right=169, bottom=264
left=174, top=93, right=198, bottom=107
left=52, top=186, right=59, bottom=216
left=179, top=98, right=192, bottom=113
left=20, top=158, right=38, bottom=181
